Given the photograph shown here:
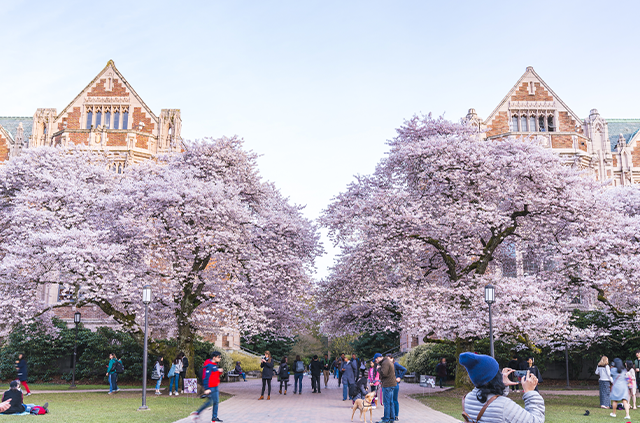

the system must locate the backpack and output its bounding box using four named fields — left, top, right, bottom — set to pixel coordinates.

left=115, top=360, right=125, bottom=374
left=30, top=406, right=47, bottom=415
left=168, top=364, right=176, bottom=378
left=295, top=361, right=304, bottom=373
